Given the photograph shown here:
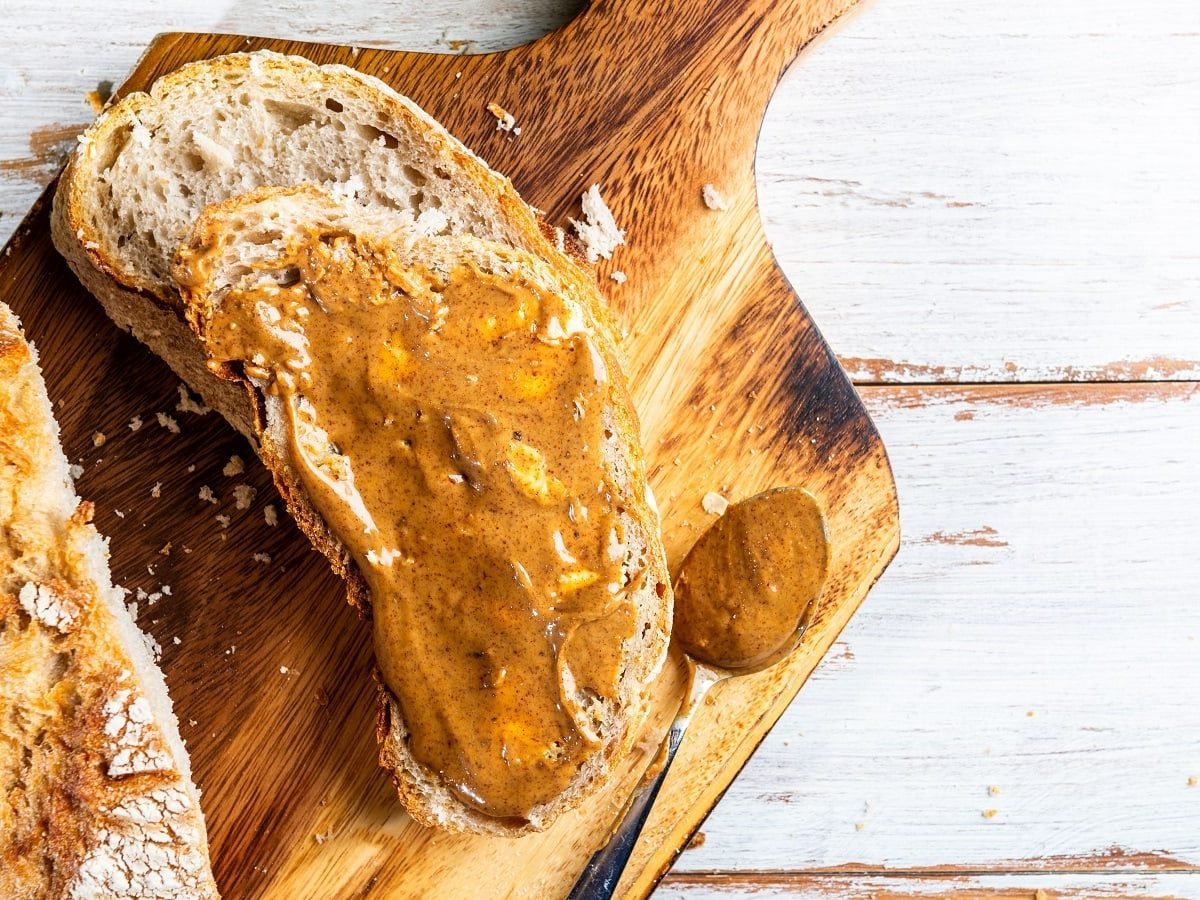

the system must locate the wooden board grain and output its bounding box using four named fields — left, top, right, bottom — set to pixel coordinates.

left=0, top=1, right=899, bottom=896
